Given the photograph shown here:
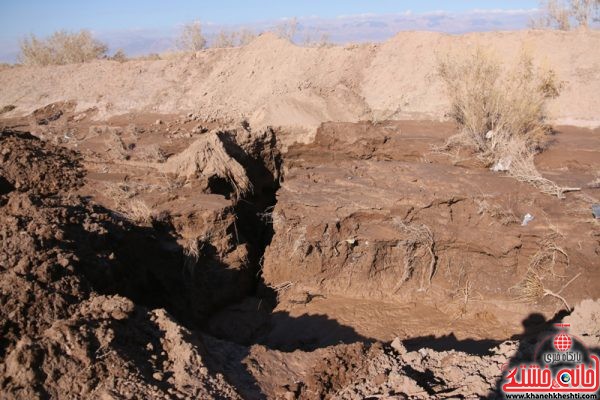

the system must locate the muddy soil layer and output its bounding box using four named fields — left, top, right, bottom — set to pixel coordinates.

left=1, top=105, right=599, bottom=399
